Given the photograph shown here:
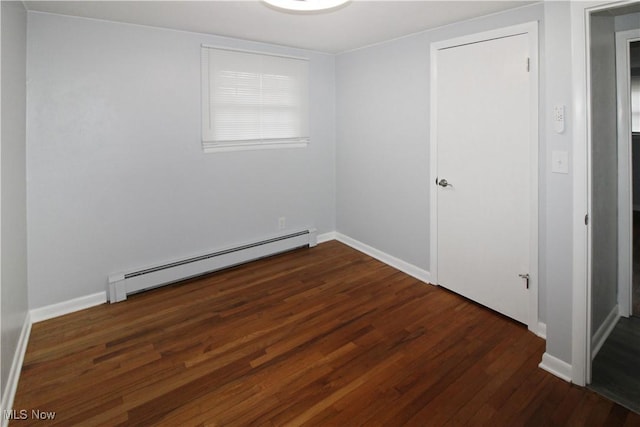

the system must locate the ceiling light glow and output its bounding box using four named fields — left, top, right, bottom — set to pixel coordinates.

left=263, top=0, right=350, bottom=12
